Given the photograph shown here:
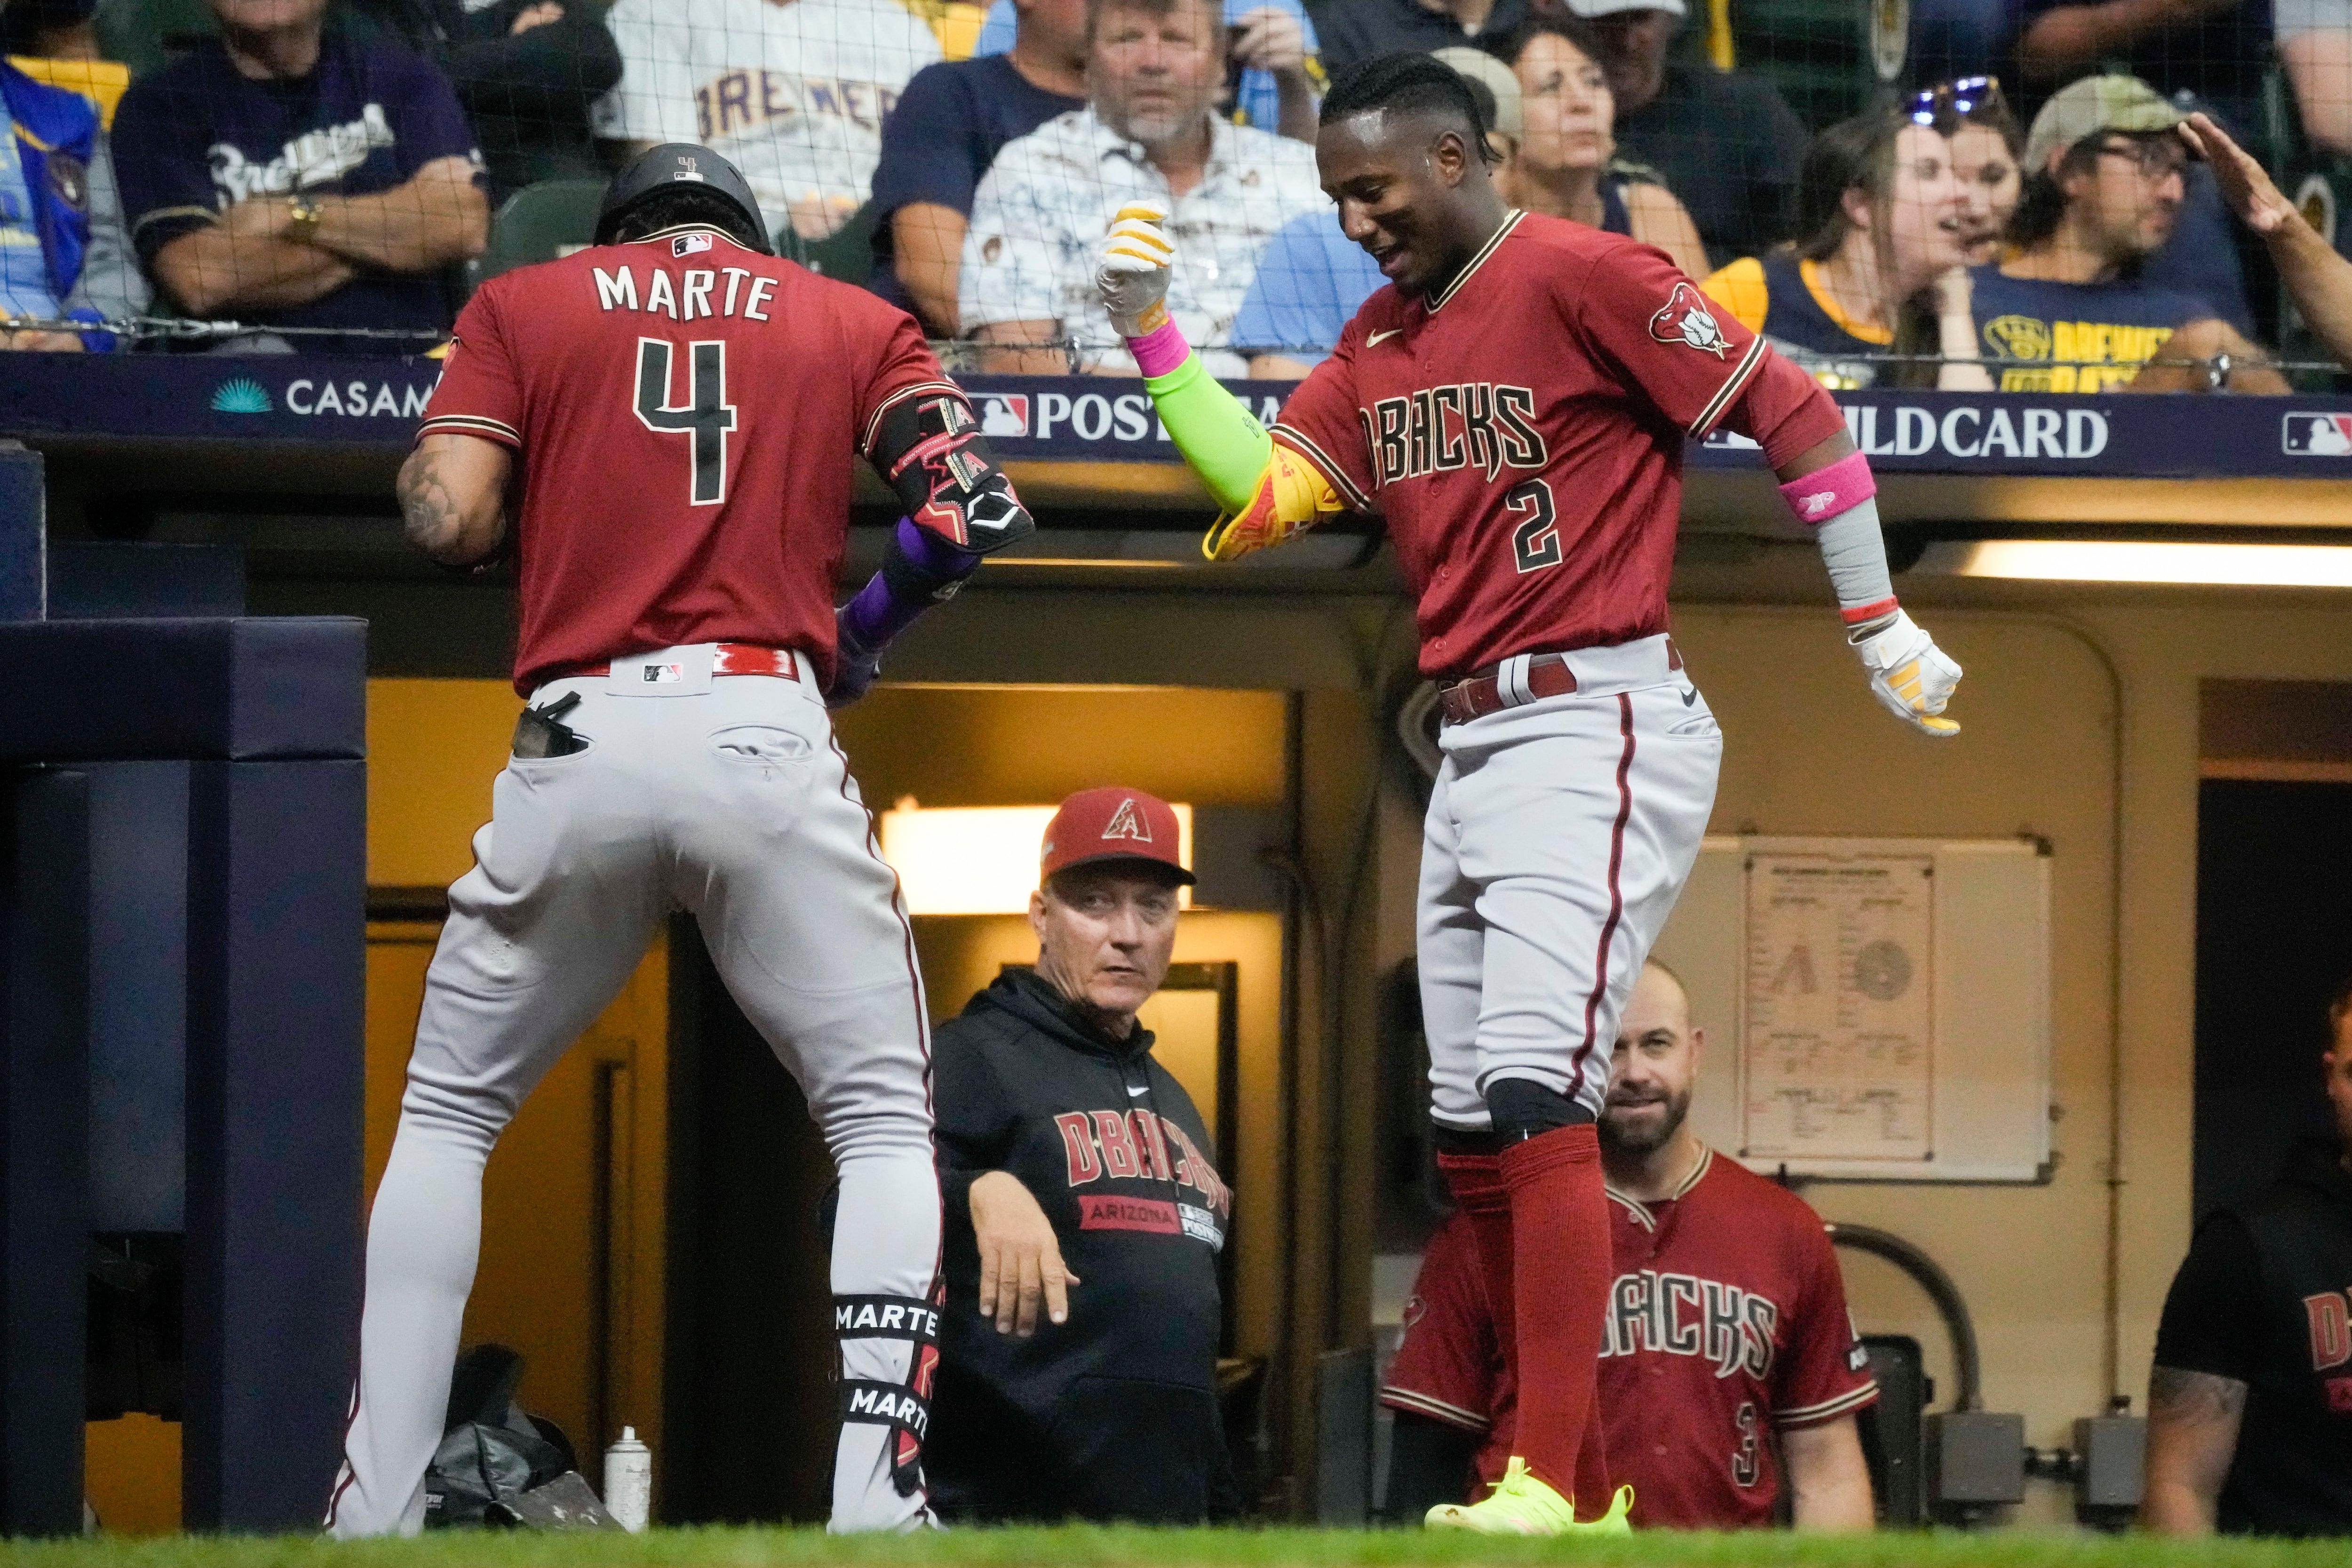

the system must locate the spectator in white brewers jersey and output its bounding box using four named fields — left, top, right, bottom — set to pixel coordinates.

left=960, top=0, right=1325, bottom=374
left=591, top=0, right=942, bottom=243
